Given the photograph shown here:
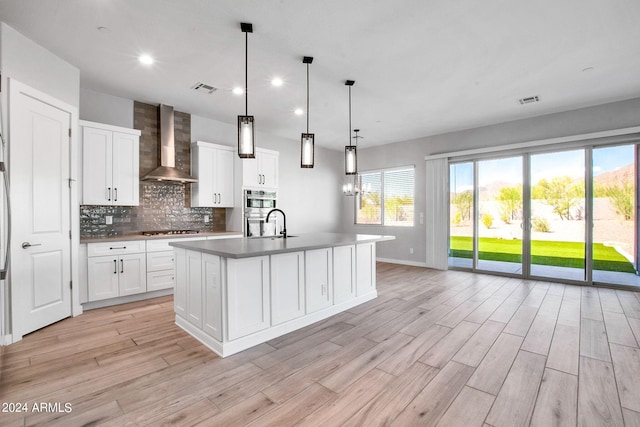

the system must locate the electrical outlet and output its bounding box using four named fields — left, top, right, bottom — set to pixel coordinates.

left=410, top=248, right=414, bottom=254
left=105, top=215, right=113, bottom=225
left=204, top=215, right=210, bottom=223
